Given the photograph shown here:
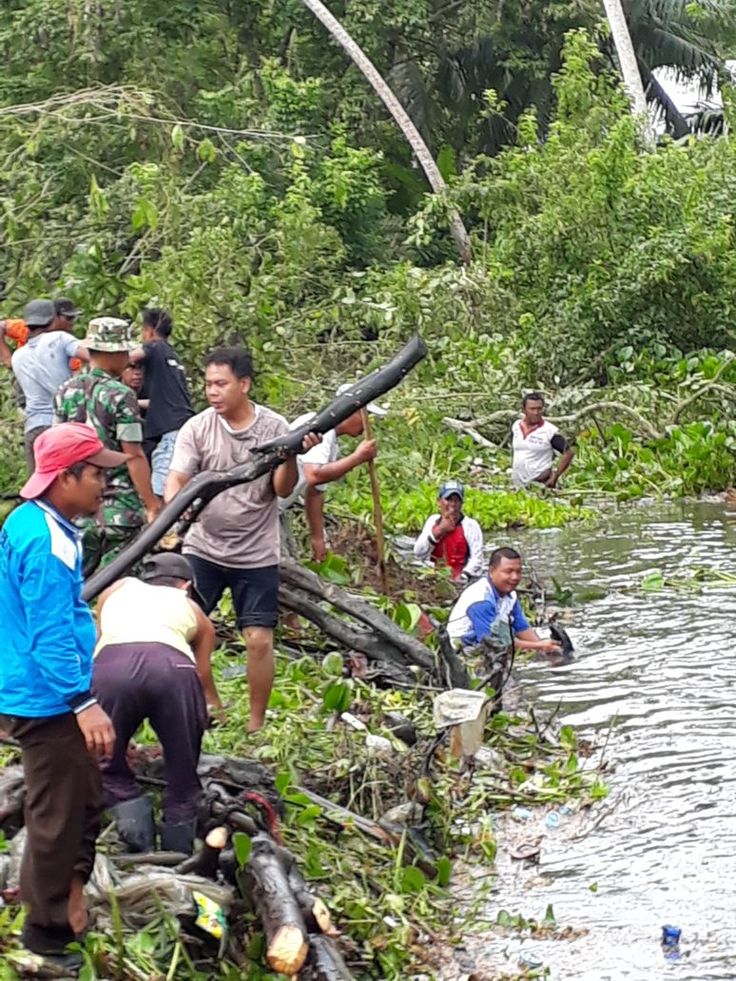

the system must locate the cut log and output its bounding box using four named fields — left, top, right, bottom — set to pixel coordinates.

left=245, top=834, right=309, bottom=975
left=301, top=934, right=354, bottom=980
left=280, top=560, right=435, bottom=672
left=175, top=826, right=228, bottom=877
